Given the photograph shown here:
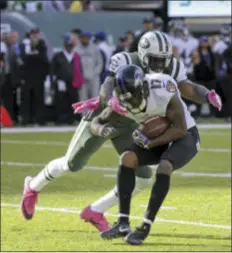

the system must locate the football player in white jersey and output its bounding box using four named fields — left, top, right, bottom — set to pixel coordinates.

left=213, top=23, right=231, bottom=55
left=21, top=31, right=222, bottom=232
left=98, top=64, right=199, bottom=245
